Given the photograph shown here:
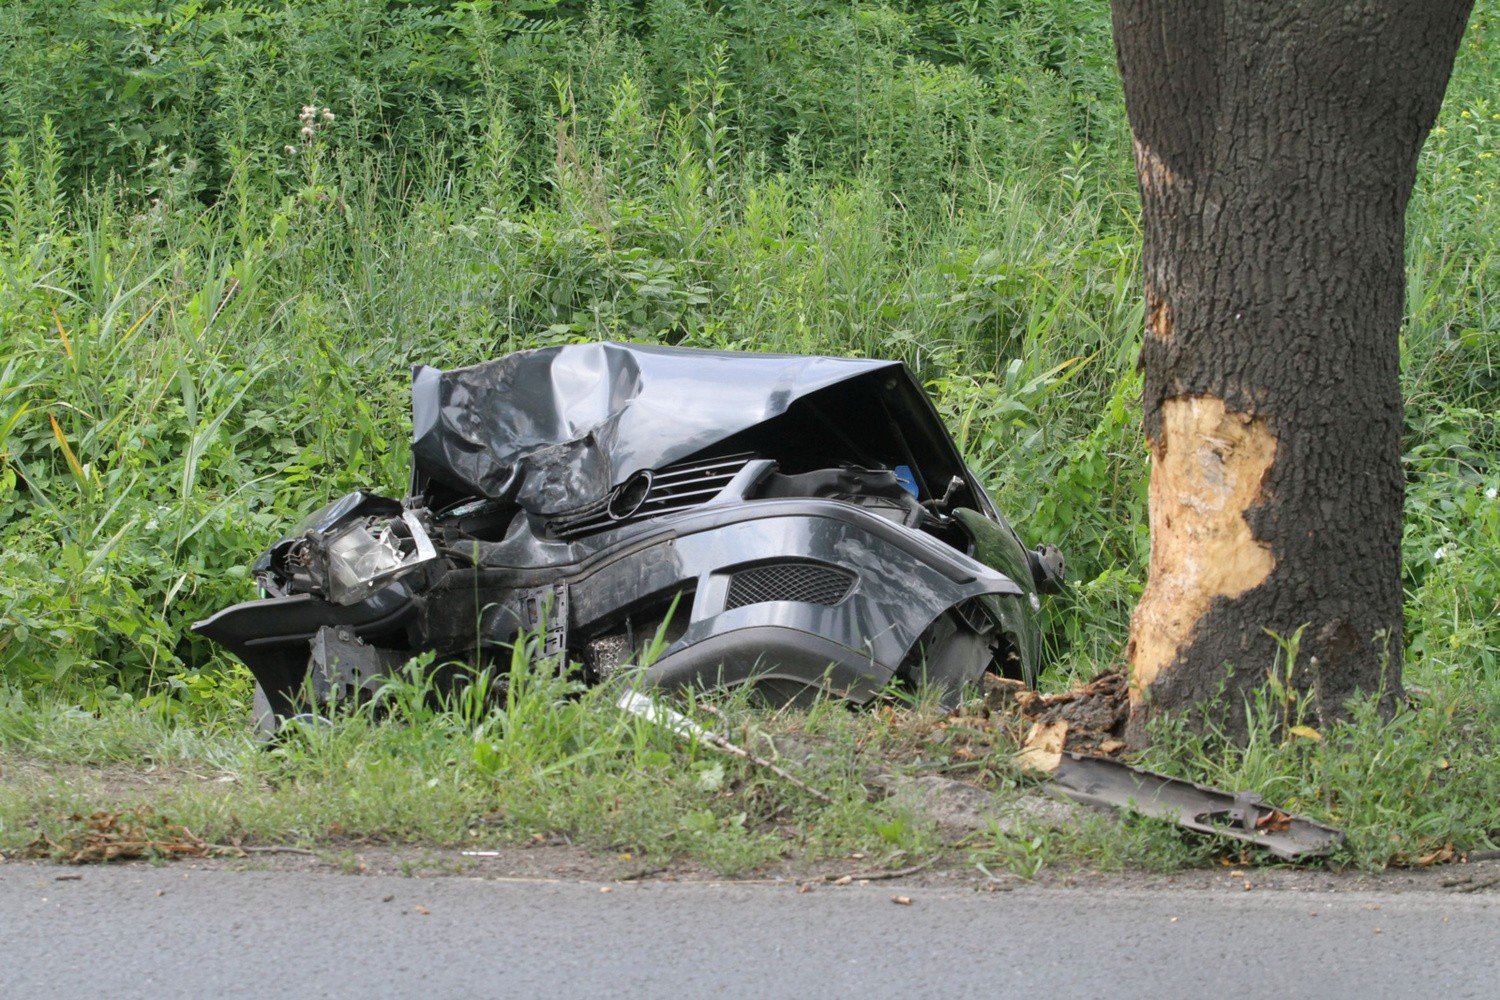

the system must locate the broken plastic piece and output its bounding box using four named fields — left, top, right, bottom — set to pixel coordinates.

left=1044, top=751, right=1343, bottom=860
left=617, top=690, right=832, bottom=803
